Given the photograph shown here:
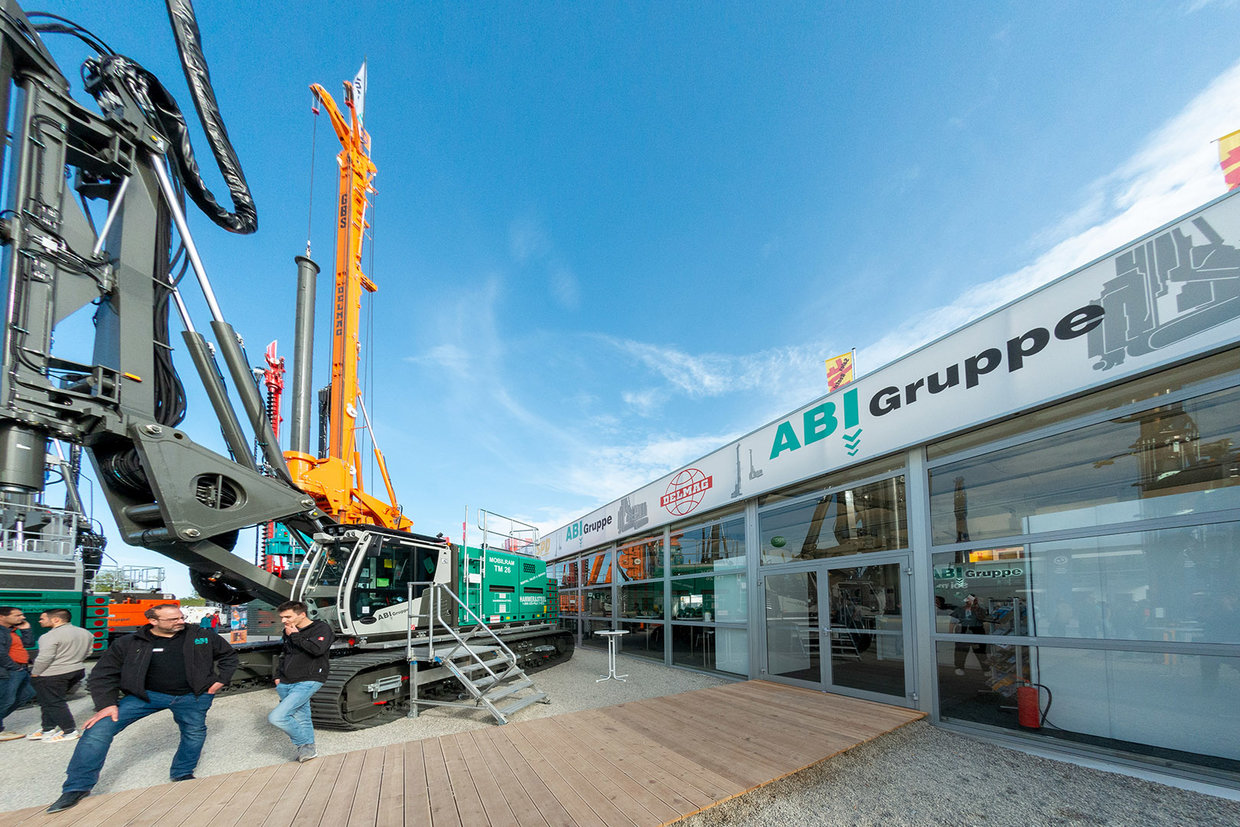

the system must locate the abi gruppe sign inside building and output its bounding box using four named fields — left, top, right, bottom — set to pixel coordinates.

left=542, top=192, right=1240, bottom=558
